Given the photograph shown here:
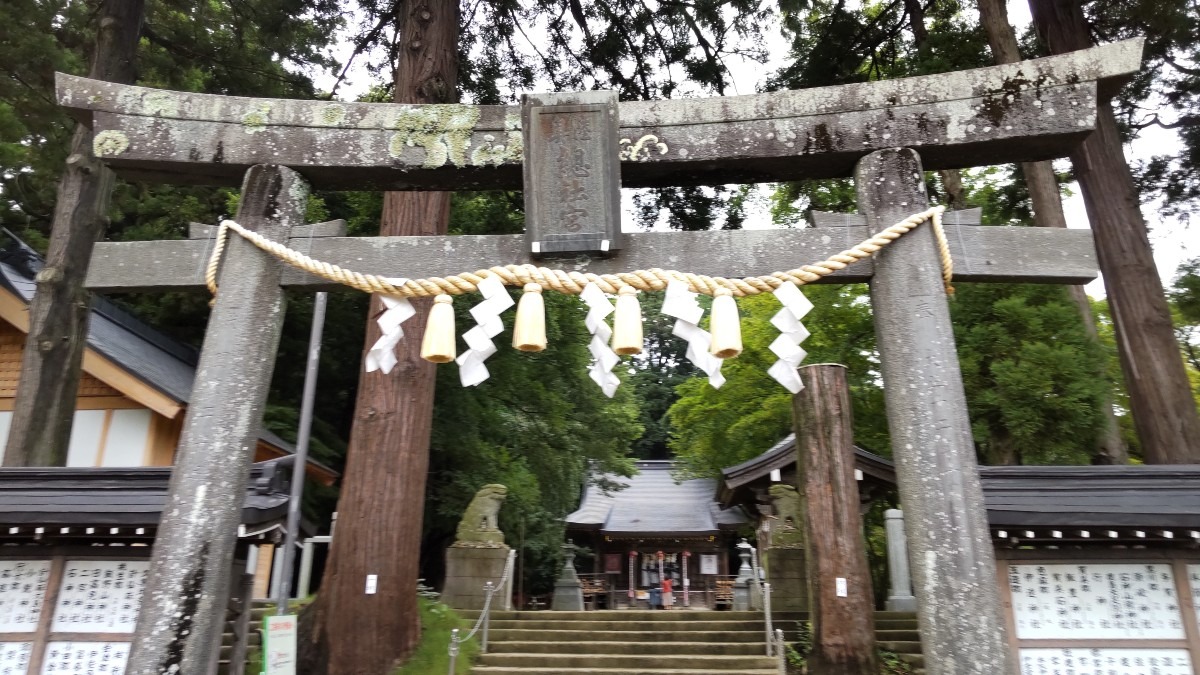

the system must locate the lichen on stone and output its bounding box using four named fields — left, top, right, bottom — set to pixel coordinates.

left=386, top=104, right=482, bottom=168
left=142, top=91, right=179, bottom=118
left=241, top=103, right=272, bottom=134
left=470, top=130, right=523, bottom=166
left=315, top=104, right=346, bottom=126
left=93, top=130, right=130, bottom=157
